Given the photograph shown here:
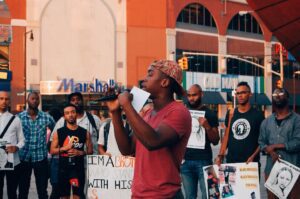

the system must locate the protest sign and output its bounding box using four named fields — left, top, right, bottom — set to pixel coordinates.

left=187, top=110, right=206, bottom=149
left=203, top=162, right=260, bottom=199
left=265, top=159, right=300, bottom=199
left=0, top=140, right=14, bottom=170
left=87, top=155, right=135, bottom=199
